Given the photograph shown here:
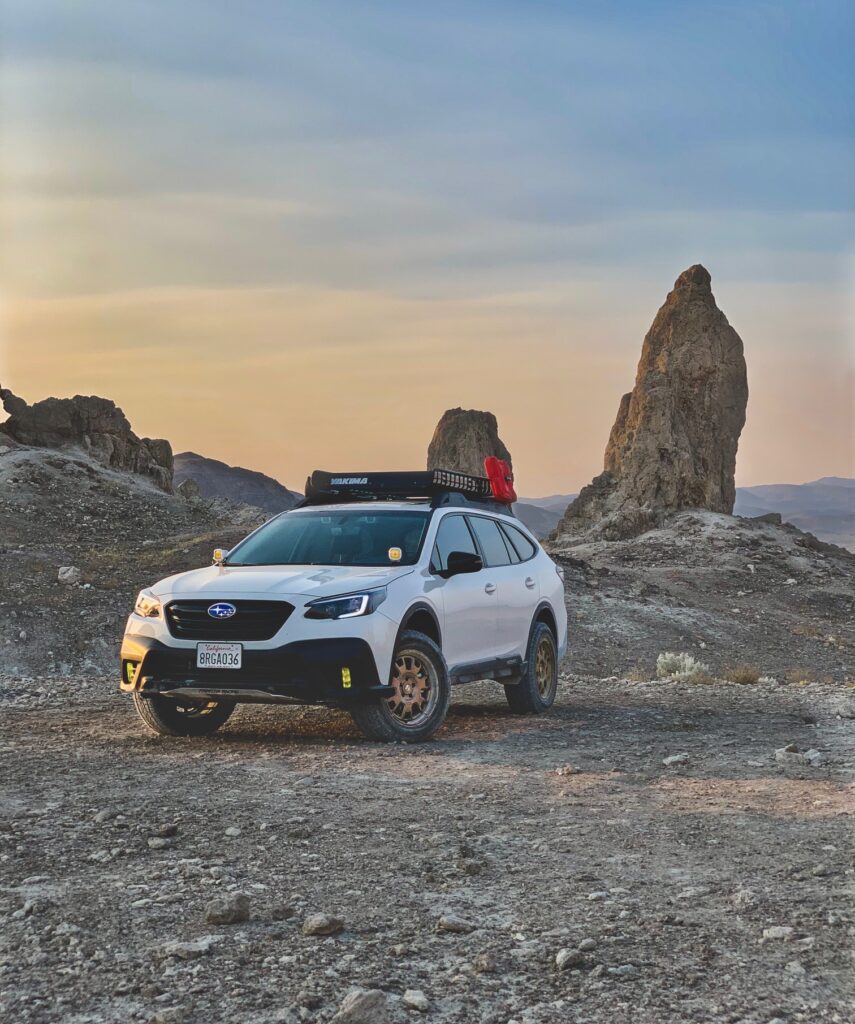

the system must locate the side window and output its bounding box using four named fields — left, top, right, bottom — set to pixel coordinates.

left=501, top=523, right=537, bottom=562
left=468, top=515, right=512, bottom=567
left=431, top=514, right=477, bottom=572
